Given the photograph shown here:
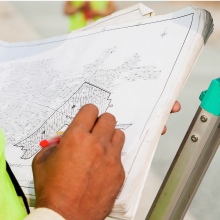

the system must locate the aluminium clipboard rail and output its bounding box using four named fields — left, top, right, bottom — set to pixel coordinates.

left=146, top=78, right=220, bottom=220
